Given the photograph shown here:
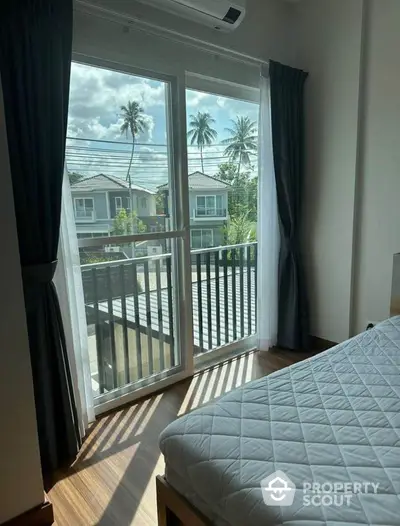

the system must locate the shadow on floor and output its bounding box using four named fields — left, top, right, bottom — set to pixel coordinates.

left=48, top=349, right=318, bottom=525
